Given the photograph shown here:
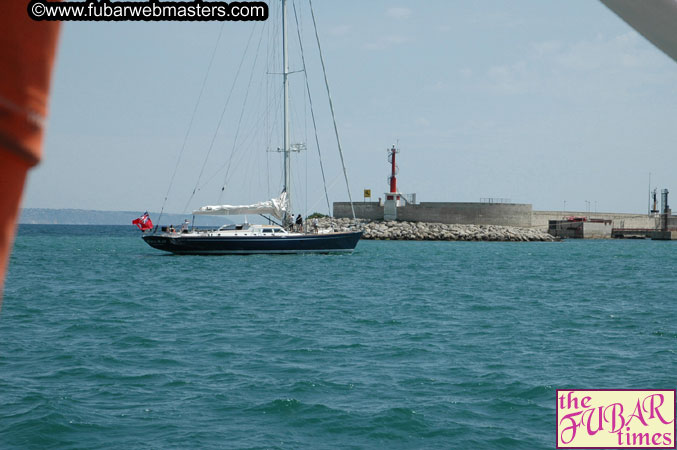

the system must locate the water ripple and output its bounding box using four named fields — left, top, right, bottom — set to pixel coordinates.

left=1, top=227, right=676, bottom=448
